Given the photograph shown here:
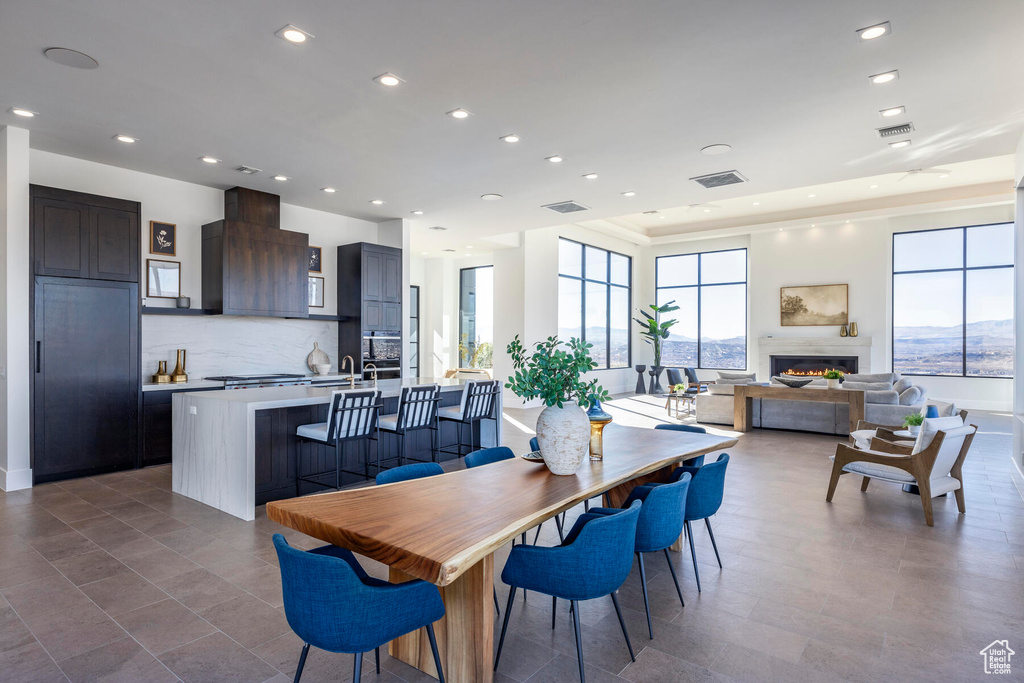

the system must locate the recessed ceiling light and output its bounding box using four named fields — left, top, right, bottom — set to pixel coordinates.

left=411, top=210, right=424, bottom=215
left=938, top=174, right=949, bottom=178
left=622, top=191, right=636, bottom=197
left=870, top=70, right=899, bottom=85
left=273, top=175, right=289, bottom=181
left=200, top=156, right=220, bottom=164
left=582, top=173, right=598, bottom=180
left=703, top=209, right=710, bottom=213
left=811, top=224, right=816, bottom=228
left=500, top=134, right=521, bottom=143
left=43, top=47, right=99, bottom=69
left=753, top=202, right=760, bottom=206
left=807, top=194, right=816, bottom=198
left=546, top=155, right=563, bottom=163
left=322, top=187, right=336, bottom=193
left=869, top=184, right=879, bottom=189
left=421, top=251, right=428, bottom=255
left=373, top=72, right=403, bottom=87
left=880, top=106, right=905, bottom=118
left=889, top=139, right=911, bottom=149
left=481, top=194, right=503, bottom=201
left=114, top=134, right=137, bottom=143
left=370, top=199, right=385, bottom=205
left=446, top=108, right=472, bottom=119
left=857, top=21, right=891, bottom=41
left=467, top=245, right=474, bottom=249
left=276, top=25, right=313, bottom=44
left=10, top=107, right=37, bottom=118
left=701, top=144, right=732, bottom=155
left=428, top=226, right=447, bottom=231
left=779, top=228, right=784, bottom=232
